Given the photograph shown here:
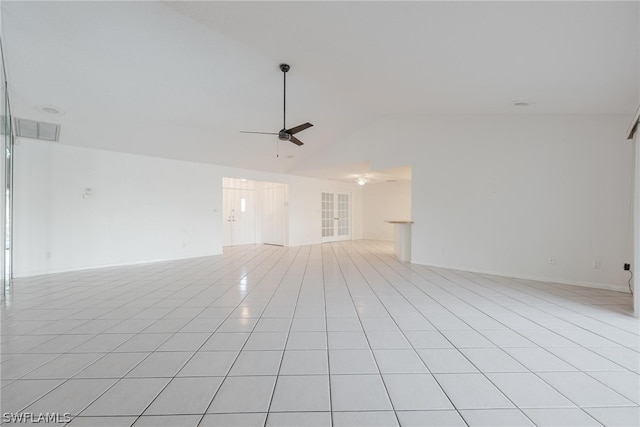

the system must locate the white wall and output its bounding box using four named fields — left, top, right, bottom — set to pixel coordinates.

left=216, top=167, right=363, bottom=247
left=14, top=140, right=222, bottom=276
left=363, top=181, right=412, bottom=241
left=14, top=139, right=363, bottom=276
left=288, top=176, right=363, bottom=246
left=306, top=114, right=634, bottom=291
